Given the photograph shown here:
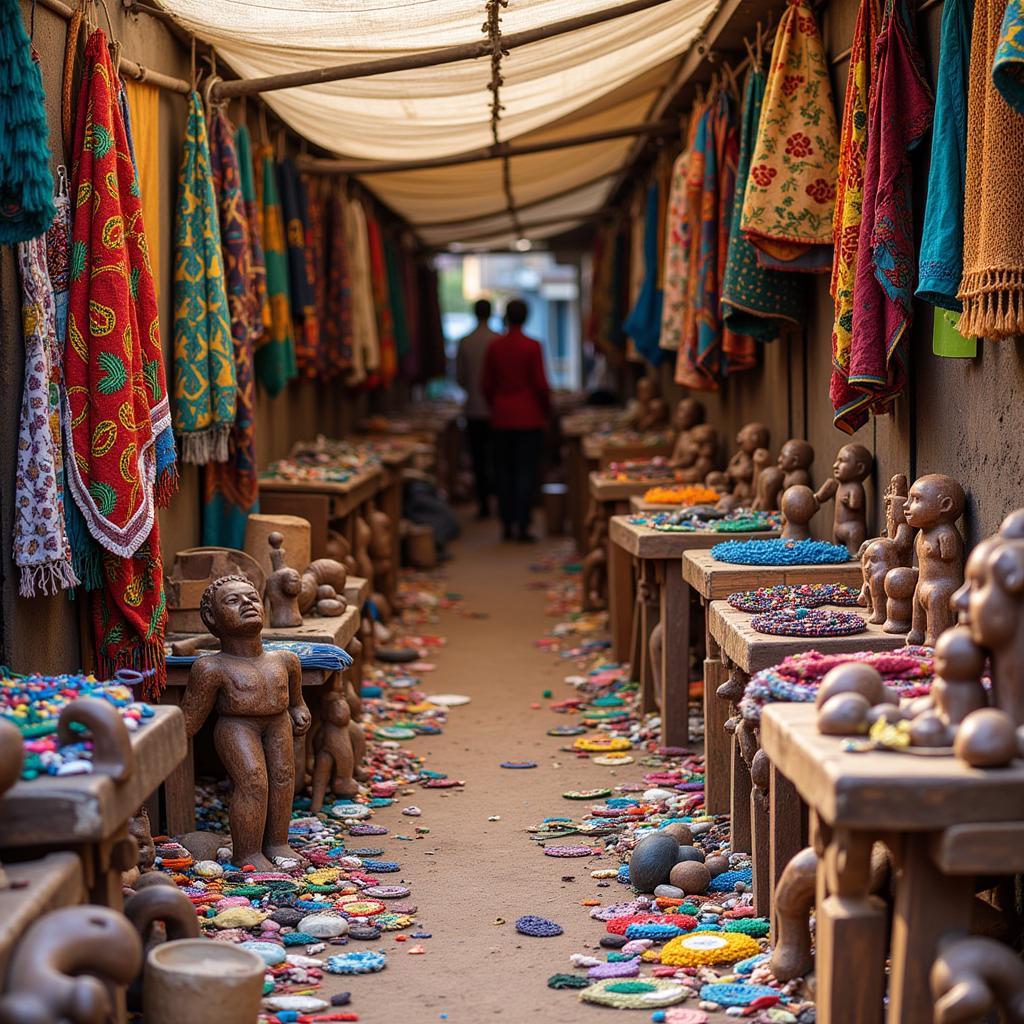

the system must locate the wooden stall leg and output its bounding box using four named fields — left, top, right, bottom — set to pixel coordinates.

left=637, top=563, right=661, bottom=713
left=160, top=688, right=196, bottom=835
left=703, top=625, right=731, bottom=815
left=608, top=536, right=634, bottom=663
left=729, top=726, right=753, bottom=855
left=750, top=749, right=771, bottom=917
left=887, top=834, right=973, bottom=1024
left=770, top=761, right=805, bottom=928
left=816, top=825, right=887, bottom=1024
left=659, top=568, right=691, bottom=747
